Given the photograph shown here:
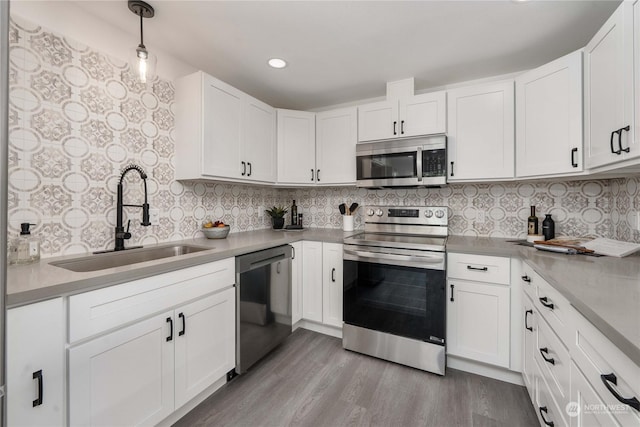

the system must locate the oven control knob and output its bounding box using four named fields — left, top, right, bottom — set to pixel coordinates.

left=435, top=209, right=445, bottom=218
left=425, top=210, right=433, bottom=218
left=375, top=209, right=383, bottom=217
left=366, top=209, right=374, bottom=216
